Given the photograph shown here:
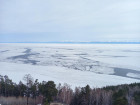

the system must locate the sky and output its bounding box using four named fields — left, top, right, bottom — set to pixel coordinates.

left=0, top=0, right=140, bottom=42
